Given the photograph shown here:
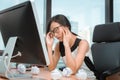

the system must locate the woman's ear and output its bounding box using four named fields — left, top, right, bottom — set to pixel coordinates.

left=65, top=26, right=70, bottom=30
left=65, top=27, right=70, bottom=31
